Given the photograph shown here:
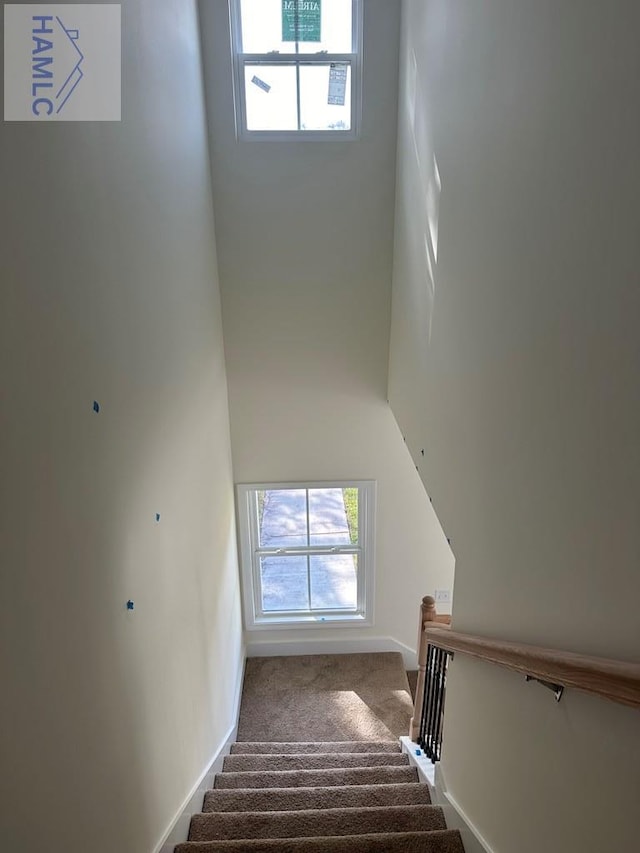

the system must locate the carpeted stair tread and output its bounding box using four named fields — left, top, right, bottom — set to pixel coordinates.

left=175, top=829, right=465, bottom=853
left=203, top=783, right=432, bottom=813
left=230, top=741, right=401, bottom=755
left=189, top=804, right=446, bottom=842
left=240, top=653, right=410, bottom=695
left=175, top=652, right=464, bottom=853
left=214, top=766, right=420, bottom=789
left=223, top=752, right=410, bottom=772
